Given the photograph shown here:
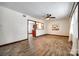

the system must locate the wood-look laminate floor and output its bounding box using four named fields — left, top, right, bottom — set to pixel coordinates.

left=0, top=35, right=71, bottom=56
